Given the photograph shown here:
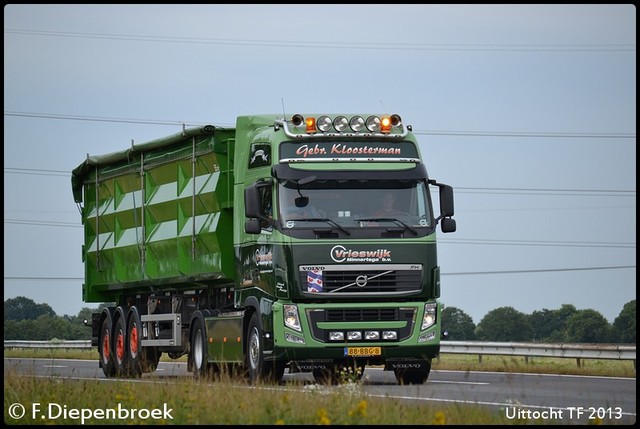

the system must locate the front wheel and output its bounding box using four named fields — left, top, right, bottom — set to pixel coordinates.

left=190, top=317, right=211, bottom=379
left=246, top=313, right=284, bottom=384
